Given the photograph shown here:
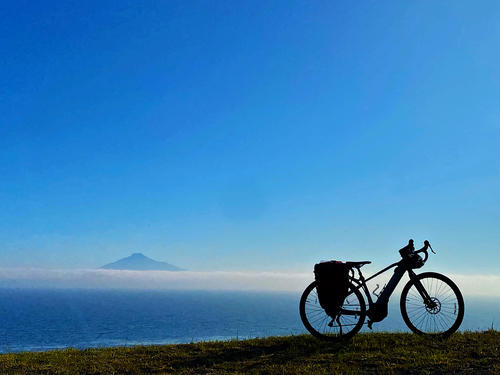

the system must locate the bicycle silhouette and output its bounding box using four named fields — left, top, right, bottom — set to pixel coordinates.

left=300, top=240, right=465, bottom=340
